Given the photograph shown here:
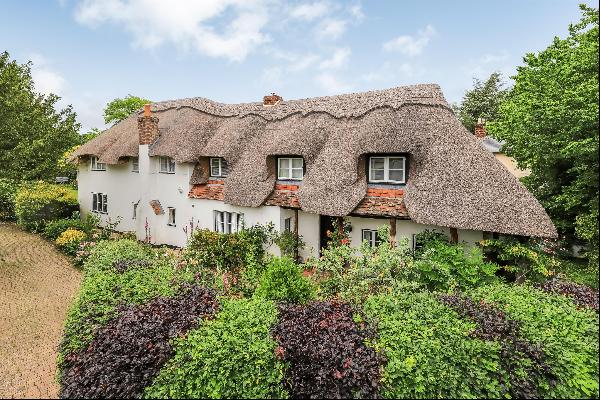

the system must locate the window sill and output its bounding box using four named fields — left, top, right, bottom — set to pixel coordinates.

left=91, top=169, right=106, bottom=172
left=92, top=211, right=108, bottom=215
left=159, top=171, right=176, bottom=174
left=167, top=223, right=176, bottom=227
